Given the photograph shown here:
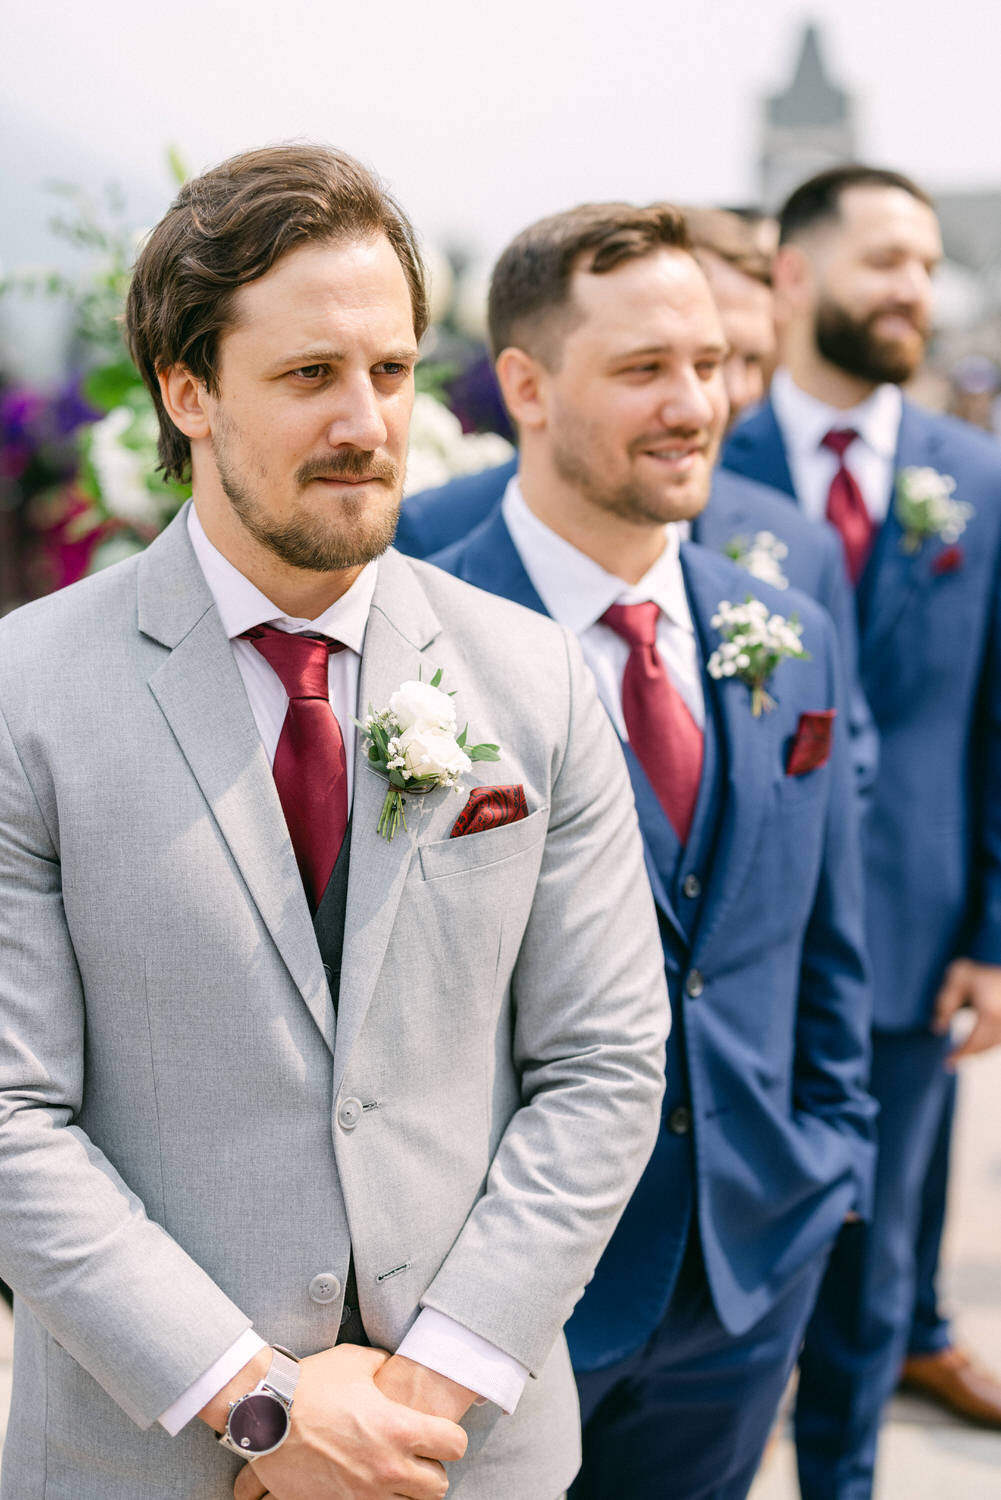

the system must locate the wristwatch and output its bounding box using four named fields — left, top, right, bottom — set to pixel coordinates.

left=217, top=1346, right=300, bottom=1459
